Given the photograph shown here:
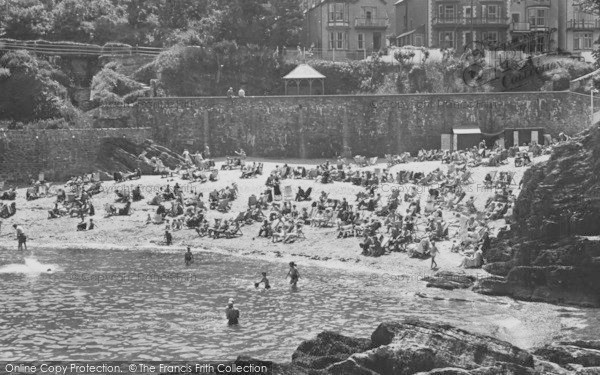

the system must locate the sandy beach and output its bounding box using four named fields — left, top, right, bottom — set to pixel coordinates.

left=0, top=155, right=548, bottom=287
